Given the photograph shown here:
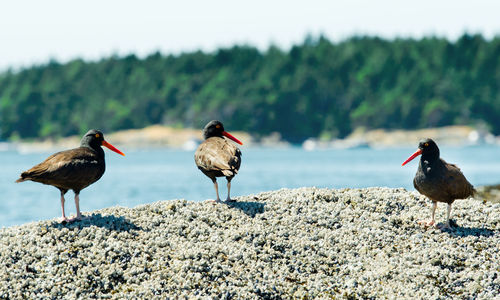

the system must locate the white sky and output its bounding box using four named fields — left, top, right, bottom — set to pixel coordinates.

left=1, top=0, right=499, bottom=70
